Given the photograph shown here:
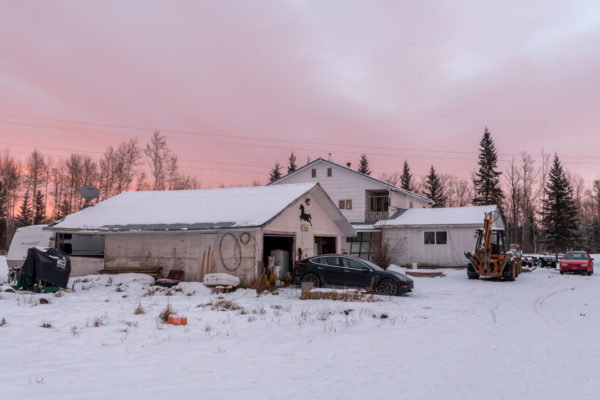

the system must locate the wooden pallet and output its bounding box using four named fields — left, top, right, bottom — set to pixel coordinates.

left=99, top=267, right=163, bottom=278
